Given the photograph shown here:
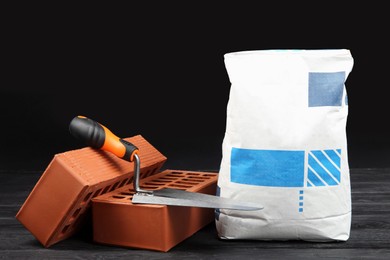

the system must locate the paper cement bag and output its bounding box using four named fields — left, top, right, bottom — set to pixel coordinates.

left=215, top=49, right=354, bottom=241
